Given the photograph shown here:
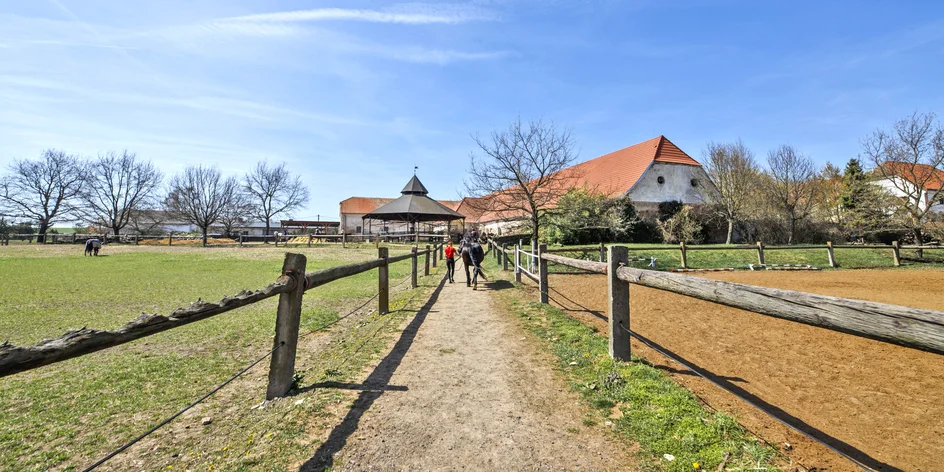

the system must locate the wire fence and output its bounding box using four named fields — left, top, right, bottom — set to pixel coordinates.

left=82, top=269, right=422, bottom=470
